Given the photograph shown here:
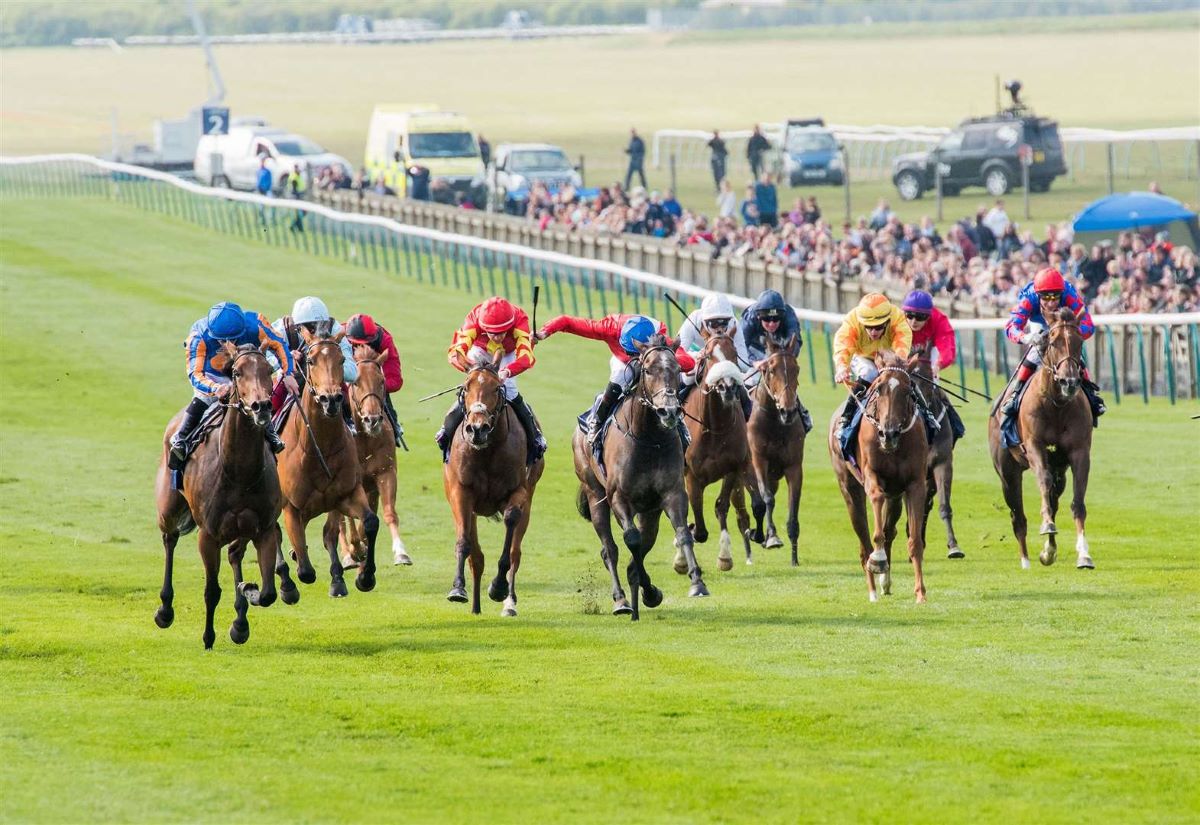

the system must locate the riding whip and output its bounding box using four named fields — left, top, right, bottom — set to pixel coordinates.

left=531, top=284, right=541, bottom=336
left=911, top=372, right=970, bottom=404
left=290, top=391, right=334, bottom=480
left=663, top=291, right=705, bottom=339
left=418, top=385, right=461, bottom=403
left=927, top=372, right=991, bottom=402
